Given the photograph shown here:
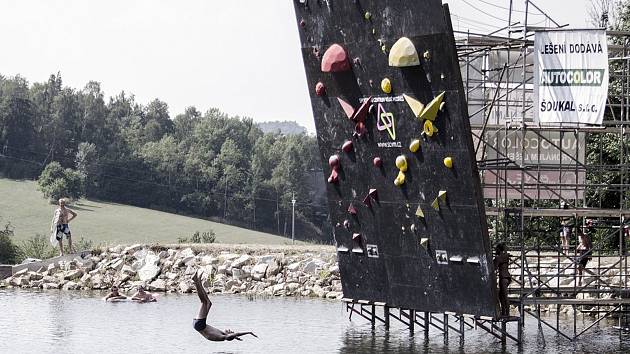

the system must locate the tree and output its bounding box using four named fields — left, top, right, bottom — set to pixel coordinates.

left=37, top=161, right=84, bottom=201
left=0, top=218, right=18, bottom=264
